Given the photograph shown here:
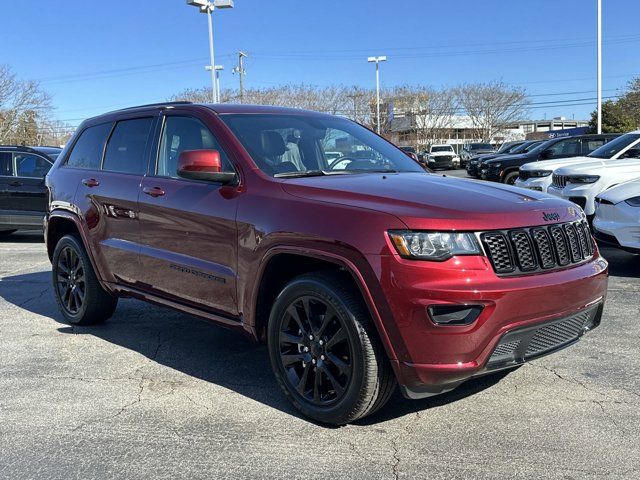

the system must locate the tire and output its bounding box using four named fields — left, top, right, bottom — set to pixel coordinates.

left=52, top=234, right=118, bottom=325
left=267, top=271, right=395, bottom=425
left=503, top=171, right=519, bottom=185
left=0, top=229, right=17, bottom=236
